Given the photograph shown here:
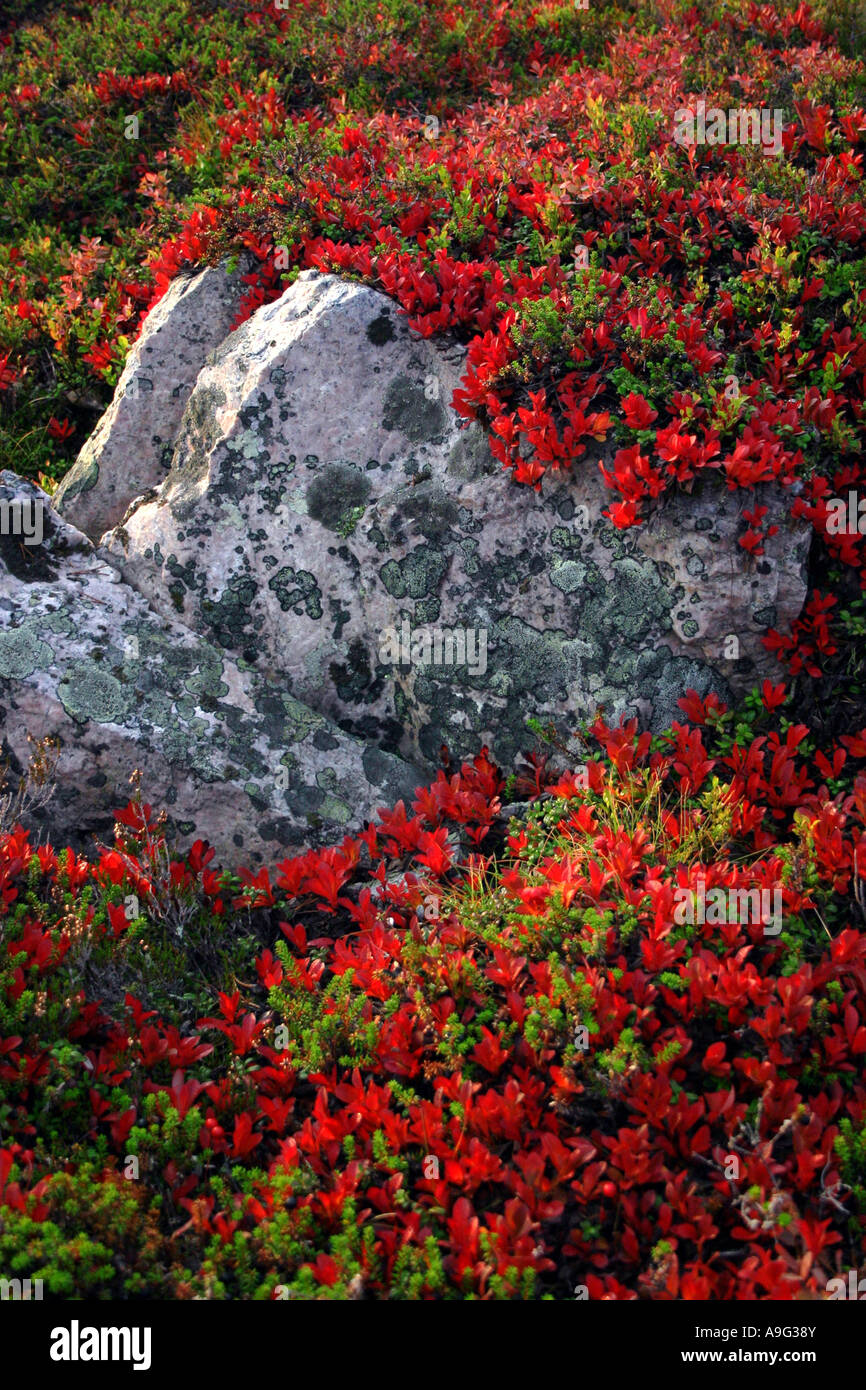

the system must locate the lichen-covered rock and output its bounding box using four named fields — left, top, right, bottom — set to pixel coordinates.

left=101, top=270, right=810, bottom=769
left=53, top=259, right=251, bottom=542
left=0, top=472, right=419, bottom=866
